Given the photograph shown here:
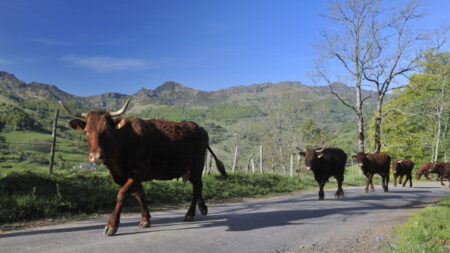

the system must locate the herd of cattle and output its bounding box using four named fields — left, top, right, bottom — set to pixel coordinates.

left=297, top=147, right=450, bottom=200
left=58, top=98, right=450, bottom=236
